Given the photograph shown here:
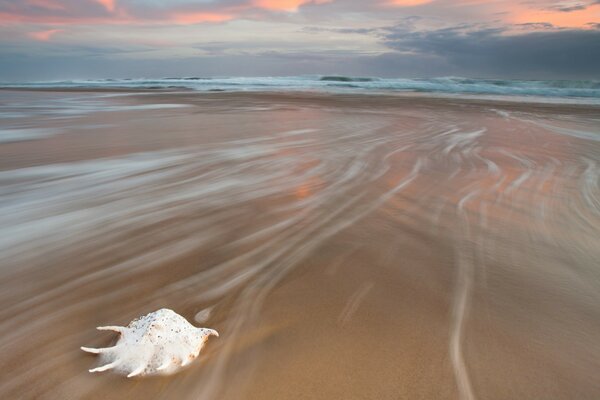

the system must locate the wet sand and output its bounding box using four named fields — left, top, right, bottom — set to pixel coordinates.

left=0, top=90, right=599, bottom=399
